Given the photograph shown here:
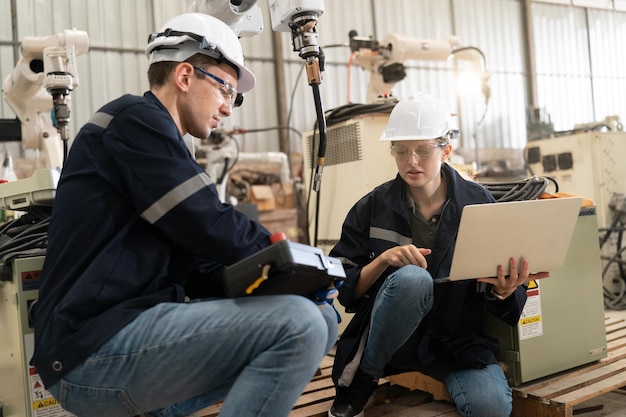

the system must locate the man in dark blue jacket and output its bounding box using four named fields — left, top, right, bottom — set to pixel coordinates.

left=328, top=93, right=548, bottom=417
left=31, top=13, right=337, bottom=417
